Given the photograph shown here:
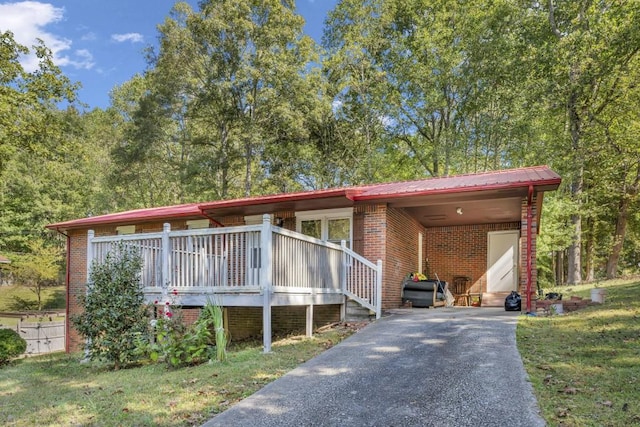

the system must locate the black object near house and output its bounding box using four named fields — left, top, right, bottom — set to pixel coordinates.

left=402, top=279, right=448, bottom=308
